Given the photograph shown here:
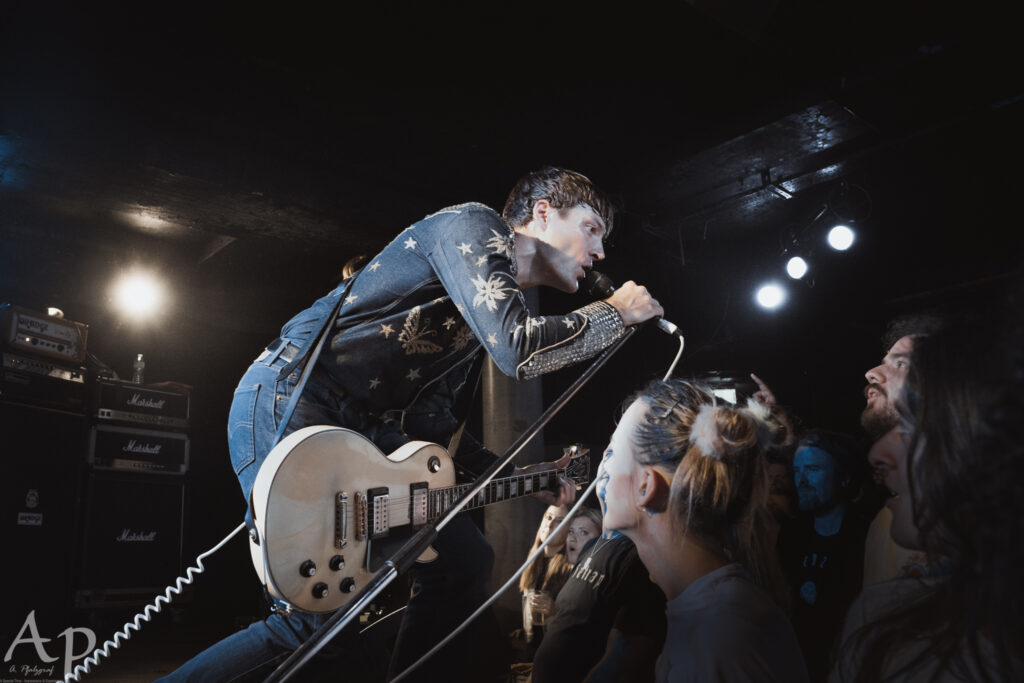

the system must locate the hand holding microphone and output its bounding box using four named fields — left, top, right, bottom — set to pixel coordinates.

left=582, top=270, right=682, bottom=337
